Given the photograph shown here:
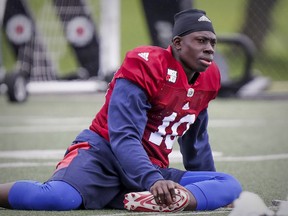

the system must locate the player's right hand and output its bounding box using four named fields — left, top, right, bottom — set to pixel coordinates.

left=149, top=180, right=187, bottom=208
